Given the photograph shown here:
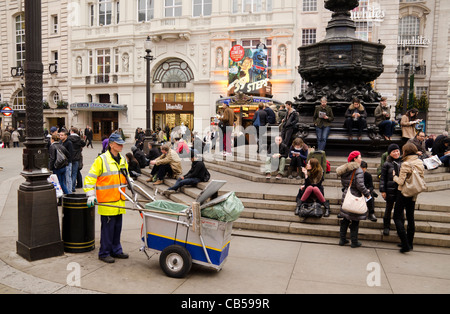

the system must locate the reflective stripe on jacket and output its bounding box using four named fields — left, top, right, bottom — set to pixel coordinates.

left=84, top=151, right=129, bottom=216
